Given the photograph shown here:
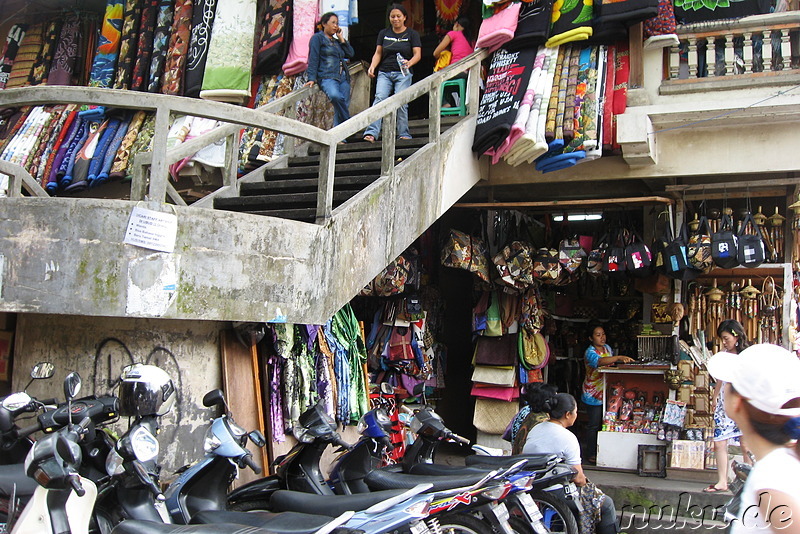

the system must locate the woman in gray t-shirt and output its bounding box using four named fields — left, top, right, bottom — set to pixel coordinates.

left=522, top=391, right=620, bottom=534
